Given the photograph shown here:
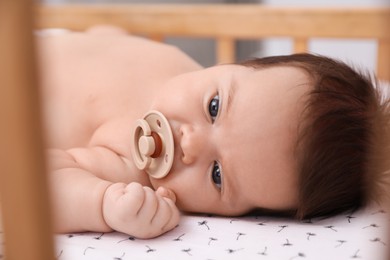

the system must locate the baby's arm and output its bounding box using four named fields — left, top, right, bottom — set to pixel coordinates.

left=48, top=147, right=180, bottom=238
